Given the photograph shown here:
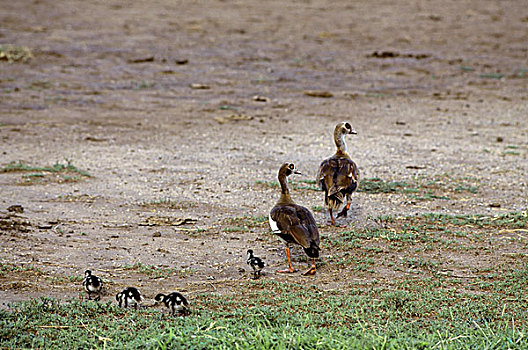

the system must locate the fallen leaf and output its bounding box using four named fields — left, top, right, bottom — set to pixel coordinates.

left=303, top=90, right=333, bottom=98
left=252, top=95, right=270, bottom=102
left=7, top=205, right=24, bottom=213
left=128, top=56, right=154, bottom=63
left=175, top=59, right=189, bottom=65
